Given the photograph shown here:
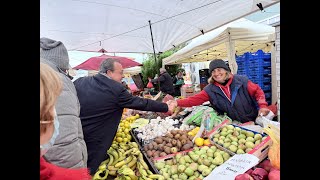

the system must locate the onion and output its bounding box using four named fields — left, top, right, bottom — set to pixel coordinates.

left=257, top=159, right=272, bottom=172
left=268, top=169, right=280, bottom=180
left=235, top=173, right=254, bottom=180
left=251, top=168, right=268, bottom=180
